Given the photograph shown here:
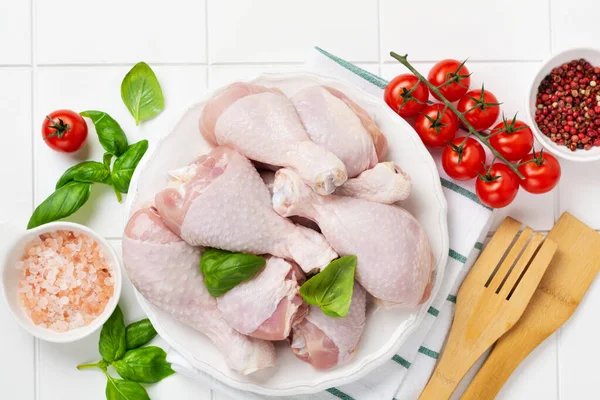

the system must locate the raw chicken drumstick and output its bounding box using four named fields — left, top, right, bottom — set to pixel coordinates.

left=291, top=282, right=367, bottom=369
left=217, top=256, right=307, bottom=341
left=199, top=82, right=347, bottom=195
left=291, top=85, right=378, bottom=178
left=155, top=146, right=337, bottom=273
left=335, top=162, right=412, bottom=204
left=122, top=206, right=275, bottom=375
left=272, top=168, right=434, bottom=306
